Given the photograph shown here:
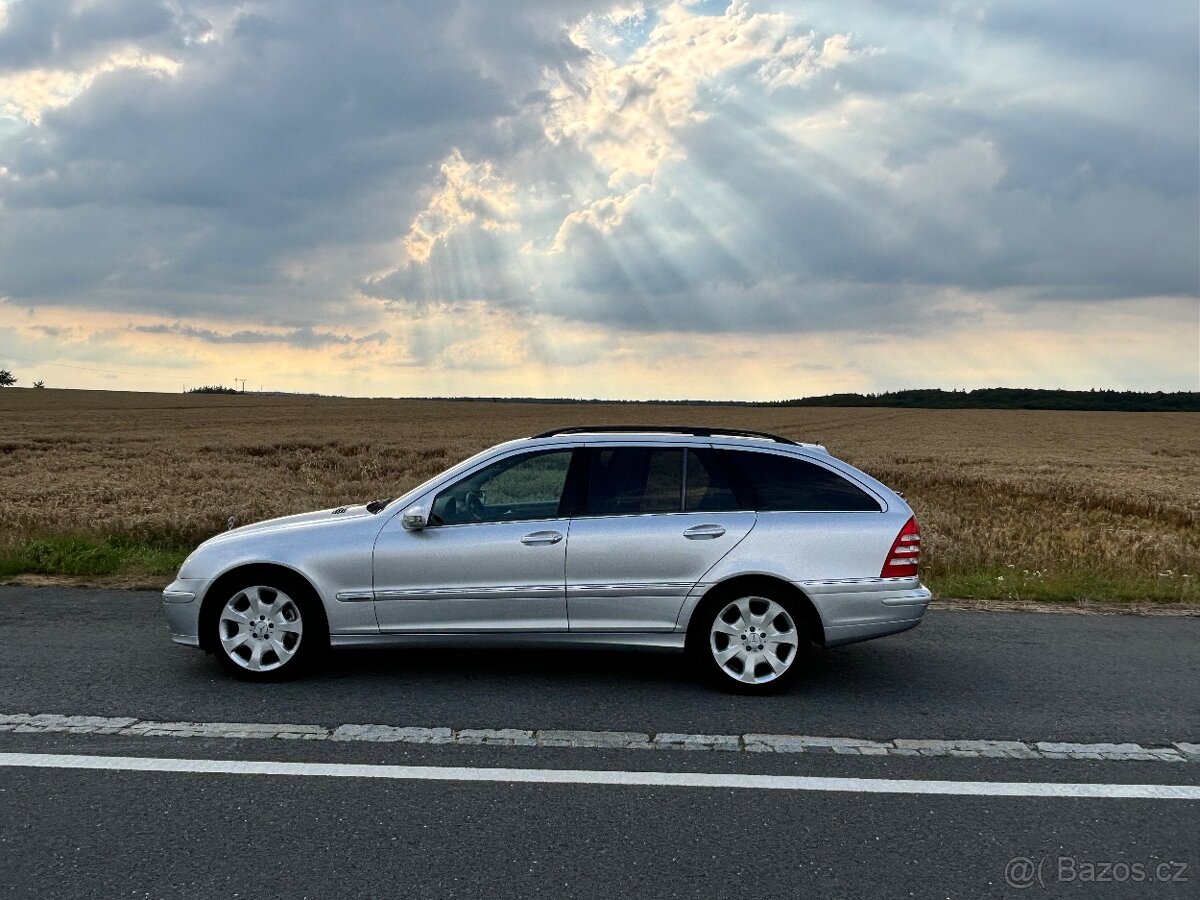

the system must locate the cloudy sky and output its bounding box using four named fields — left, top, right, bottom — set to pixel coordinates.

left=0, top=0, right=1196, bottom=399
